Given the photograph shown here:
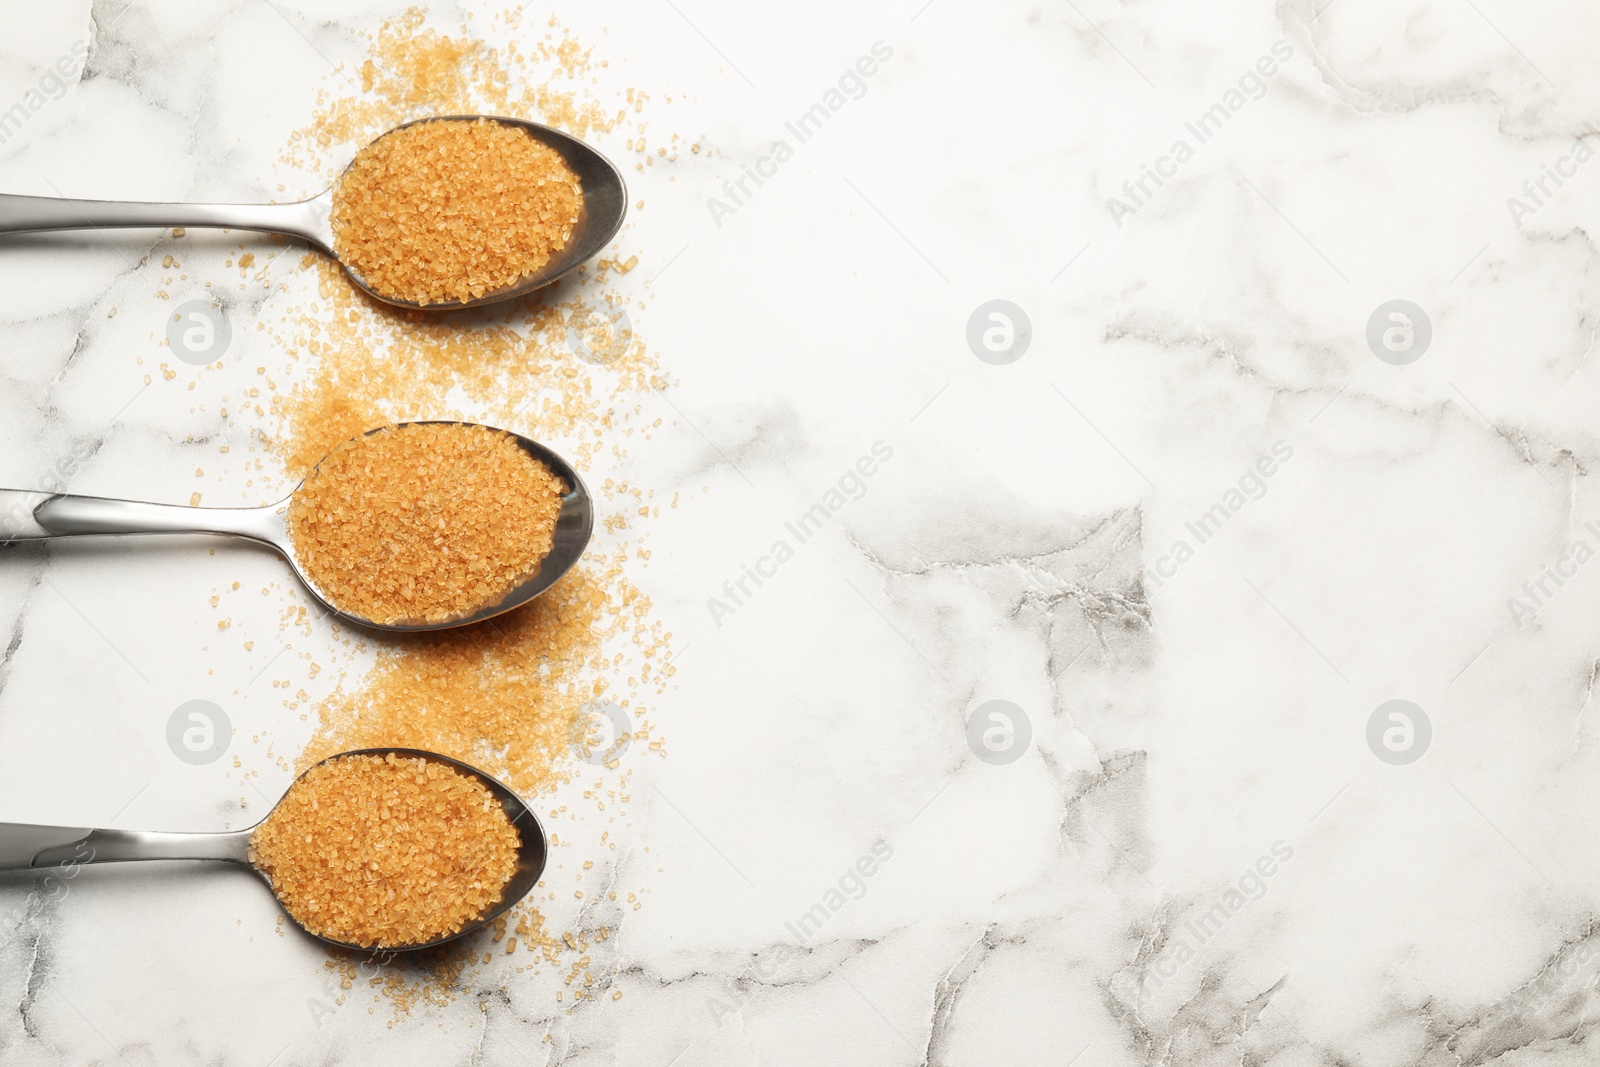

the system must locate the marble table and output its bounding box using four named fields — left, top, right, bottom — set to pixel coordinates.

left=1, top=0, right=1598, bottom=1064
